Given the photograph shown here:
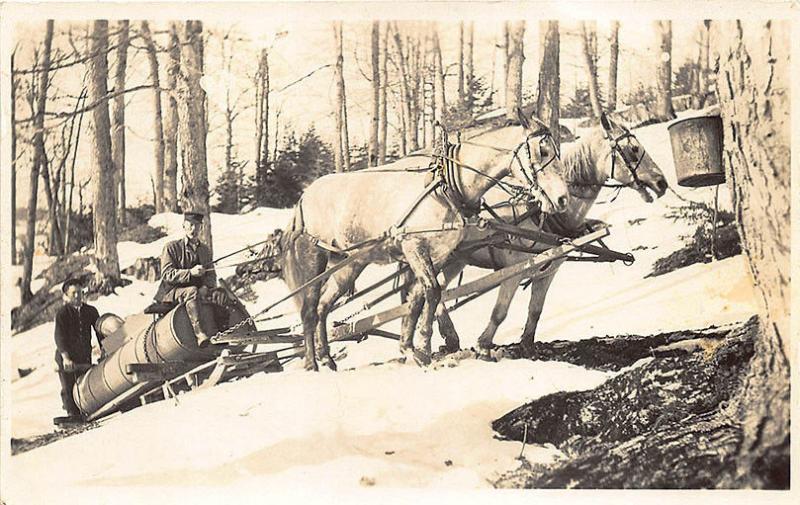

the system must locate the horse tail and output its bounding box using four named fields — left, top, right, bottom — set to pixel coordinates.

left=279, top=199, right=307, bottom=293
